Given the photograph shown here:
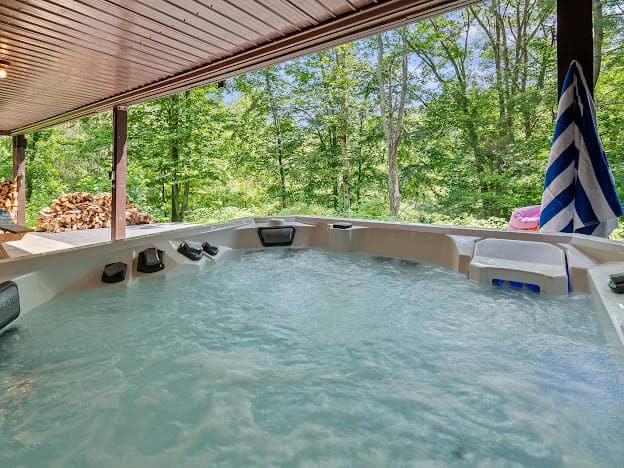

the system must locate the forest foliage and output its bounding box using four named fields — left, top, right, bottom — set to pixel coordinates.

left=1, top=0, right=623, bottom=236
